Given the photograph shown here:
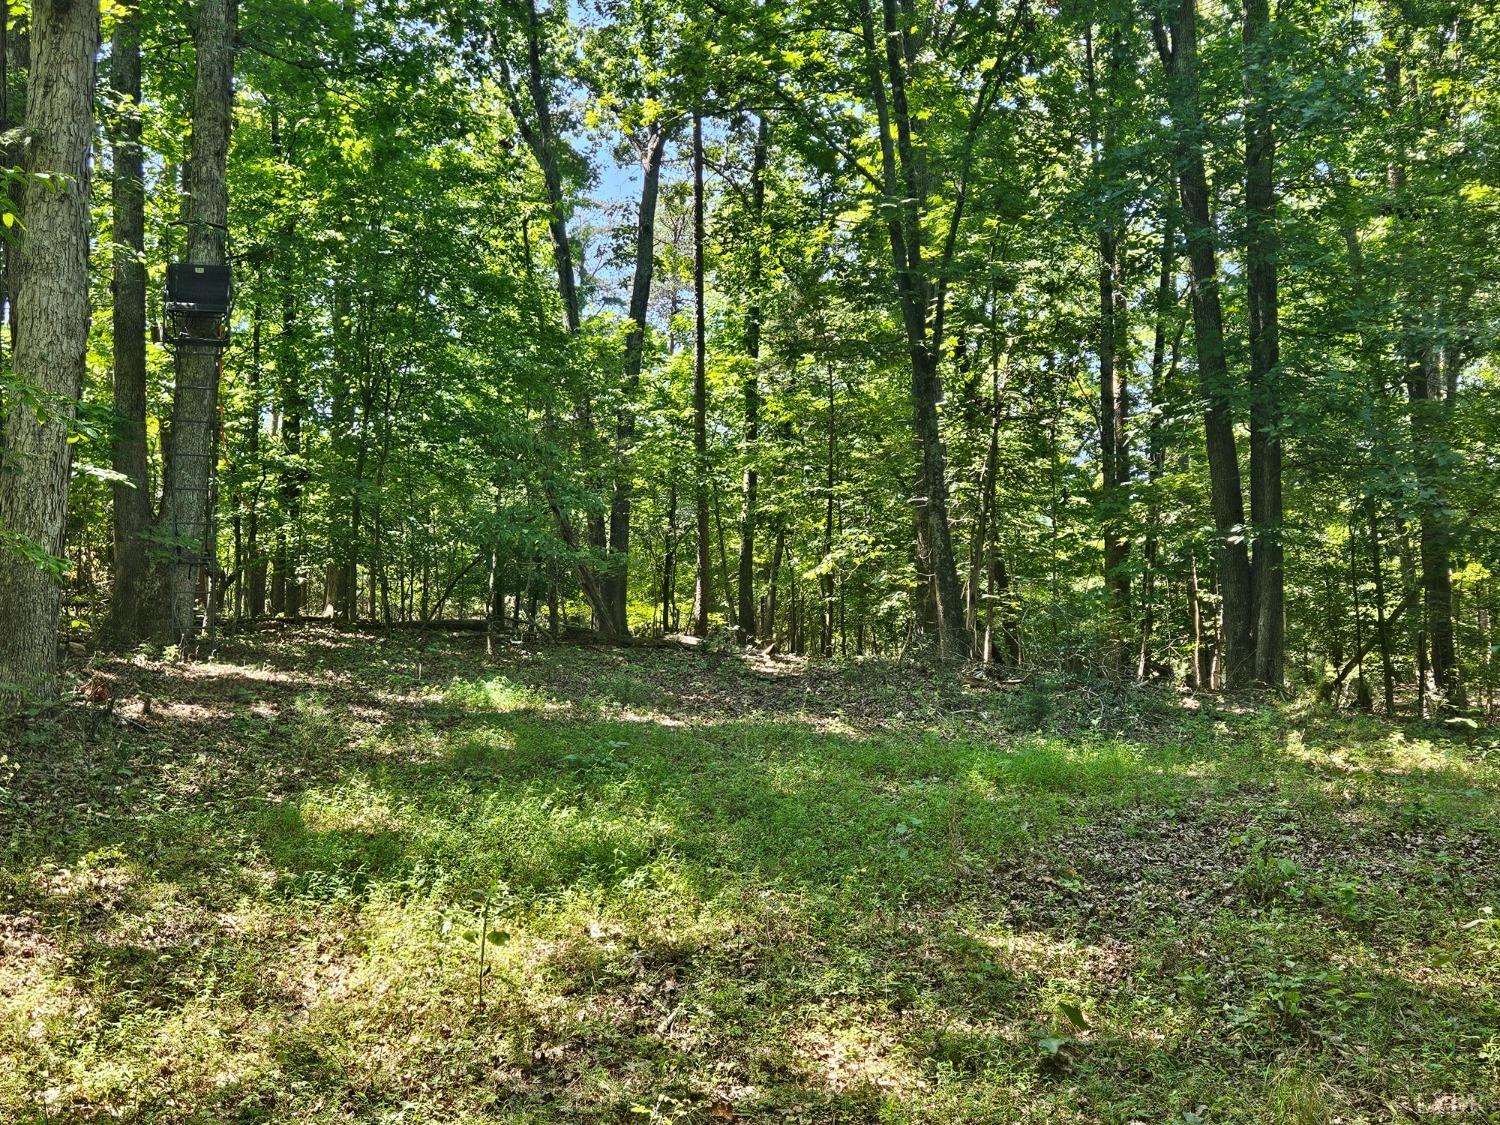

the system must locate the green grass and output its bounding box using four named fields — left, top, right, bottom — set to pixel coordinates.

left=1, top=627, right=1497, bottom=1122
